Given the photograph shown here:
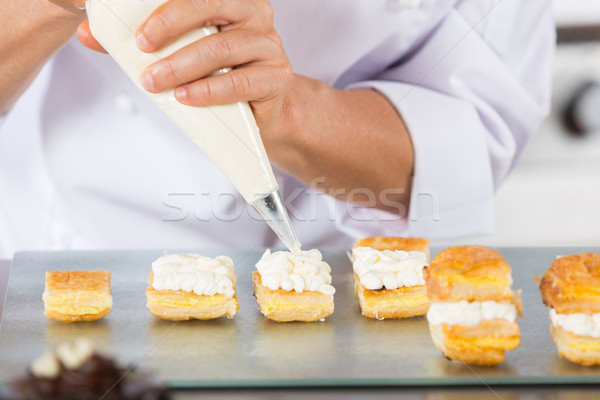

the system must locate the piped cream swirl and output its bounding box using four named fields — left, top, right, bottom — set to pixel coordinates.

left=256, top=249, right=335, bottom=295
left=352, top=246, right=427, bottom=290
left=151, top=254, right=236, bottom=298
